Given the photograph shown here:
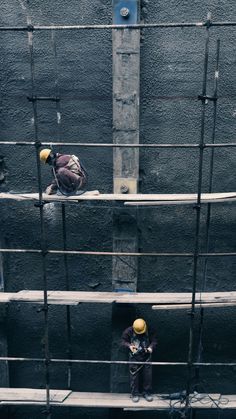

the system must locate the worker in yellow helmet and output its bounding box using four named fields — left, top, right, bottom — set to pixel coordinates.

left=39, top=149, right=87, bottom=196
left=121, top=318, right=157, bottom=403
